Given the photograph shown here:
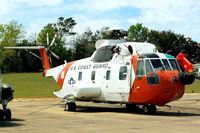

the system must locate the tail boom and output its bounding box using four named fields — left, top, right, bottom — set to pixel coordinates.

left=39, top=48, right=51, bottom=76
